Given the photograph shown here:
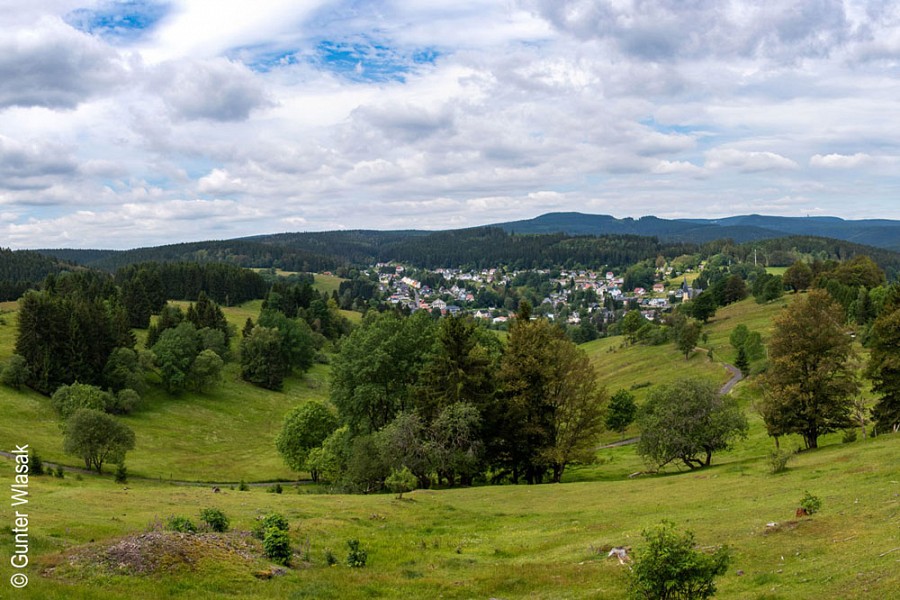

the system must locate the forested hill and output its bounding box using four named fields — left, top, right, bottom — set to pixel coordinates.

left=0, top=248, right=80, bottom=301
left=38, top=239, right=341, bottom=273
left=494, top=212, right=900, bottom=251
left=29, top=224, right=900, bottom=278
left=35, top=228, right=700, bottom=272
